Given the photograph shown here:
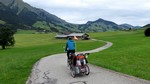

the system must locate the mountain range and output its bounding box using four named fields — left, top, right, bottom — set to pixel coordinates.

left=0, top=0, right=141, bottom=33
